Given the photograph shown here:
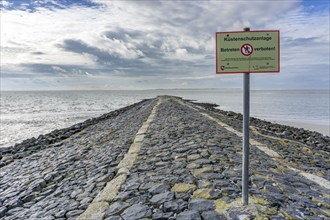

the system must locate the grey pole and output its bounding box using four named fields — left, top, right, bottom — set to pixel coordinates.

left=242, top=27, right=250, bottom=205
